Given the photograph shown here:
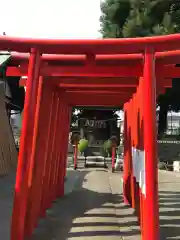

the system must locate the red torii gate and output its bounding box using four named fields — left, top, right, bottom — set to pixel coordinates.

left=1, top=34, right=180, bottom=240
